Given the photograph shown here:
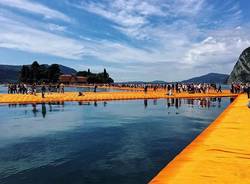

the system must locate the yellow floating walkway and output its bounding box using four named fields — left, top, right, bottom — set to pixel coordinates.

left=0, top=90, right=237, bottom=104
left=150, top=94, right=250, bottom=184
